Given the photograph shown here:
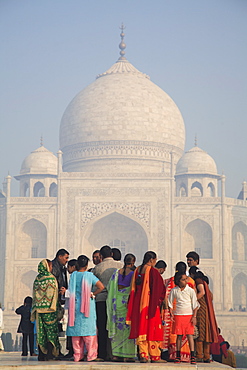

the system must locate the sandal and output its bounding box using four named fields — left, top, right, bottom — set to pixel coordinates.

left=174, top=357, right=181, bottom=363
left=191, top=356, right=196, bottom=365
left=125, top=358, right=135, bottom=362
left=140, top=357, right=148, bottom=363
